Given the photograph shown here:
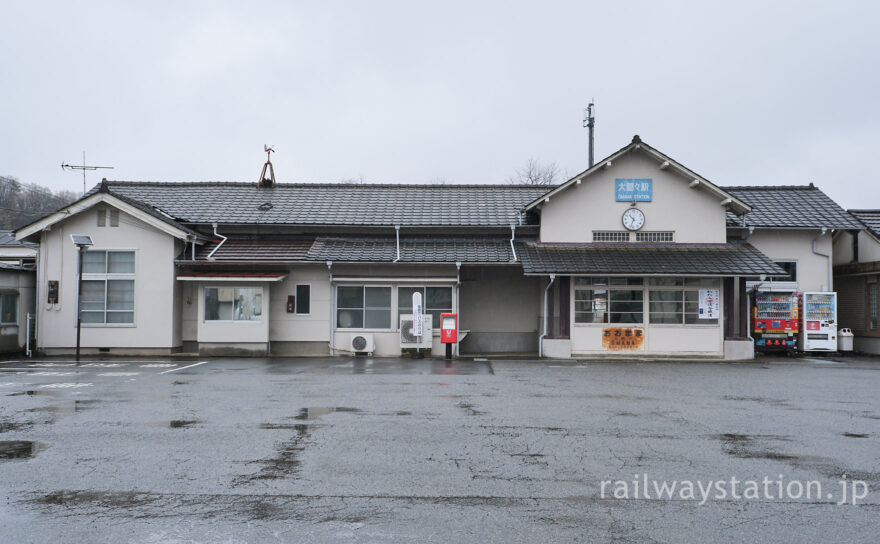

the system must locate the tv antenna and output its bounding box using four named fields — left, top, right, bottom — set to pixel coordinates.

left=258, top=145, right=276, bottom=188
left=583, top=100, right=595, bottom=167
left=62, top=152, right=114, bottom=194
